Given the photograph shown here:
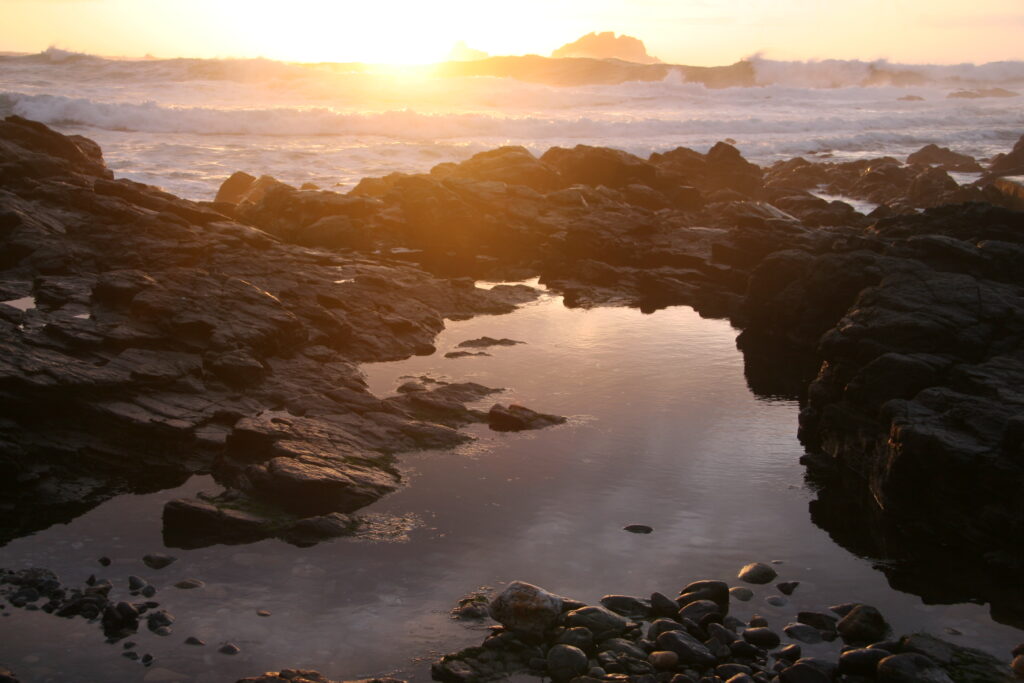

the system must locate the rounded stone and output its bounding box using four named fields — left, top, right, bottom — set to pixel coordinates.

left=488, top=581, right=564, bottom=637
left=218, top=643, right=241, bottom=655
left=677, top=599, right=721, bottom=624
left=837, top=605, right=891, bottom=644
left=729, top=587, right=753, bottom=602
left=742, top=627, right=780, bottom=649
left=783, top=623, right=822, bottom=644
left=565, top=605, right=628, bottom=638
left=545, top=644, right=588, bottom=681
left=648, top=650, right=679, bottom=670
left=737, top=563, right=777, bottom=585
